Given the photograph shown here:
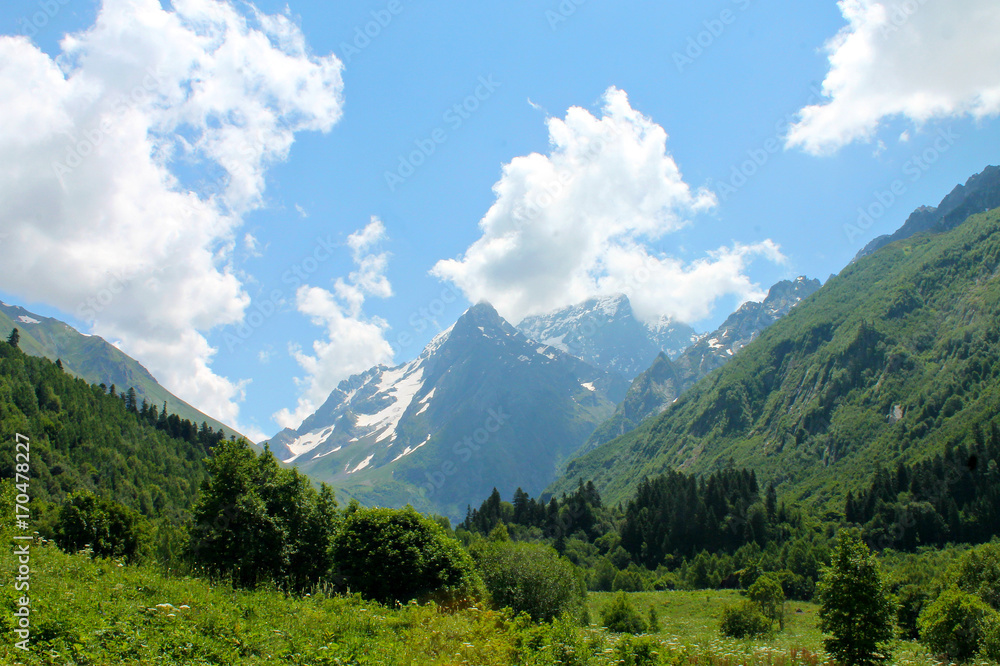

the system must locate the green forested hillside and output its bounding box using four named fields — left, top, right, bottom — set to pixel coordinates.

left=0, top=339, right=226, bottom=524
left=0, top=302, right=242, bottom=440
left=553, top=208, right=1000, bottom=510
